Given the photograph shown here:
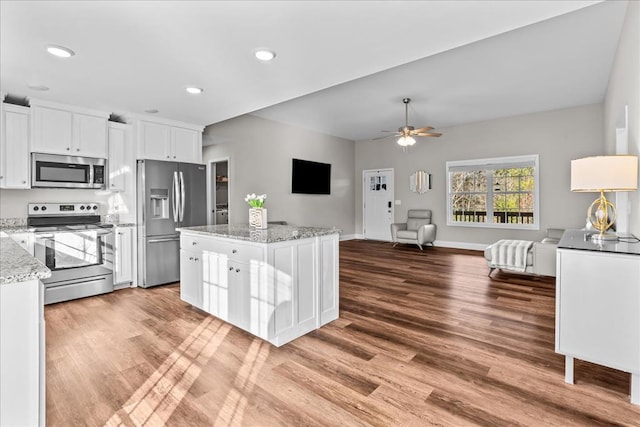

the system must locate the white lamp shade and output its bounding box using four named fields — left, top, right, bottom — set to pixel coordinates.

left=571, top=155, right=638, bottom=192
